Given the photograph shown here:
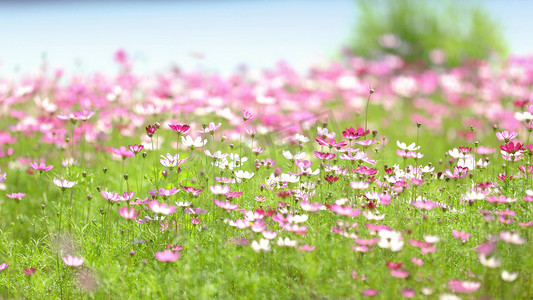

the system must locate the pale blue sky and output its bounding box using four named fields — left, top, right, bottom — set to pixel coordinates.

left=0, top=0, right=531, bottom=75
